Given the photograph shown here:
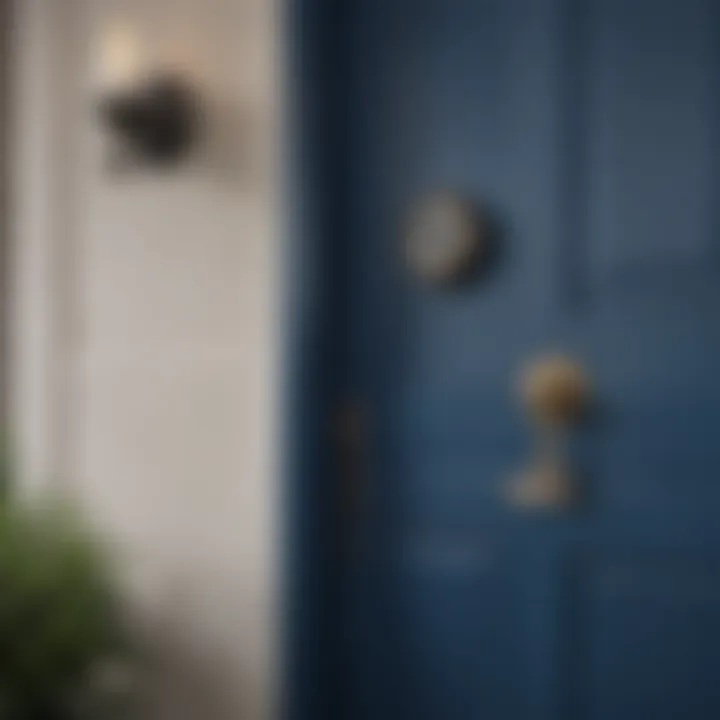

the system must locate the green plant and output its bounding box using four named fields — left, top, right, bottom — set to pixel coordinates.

left=0, top=499, right=125, bottom=719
